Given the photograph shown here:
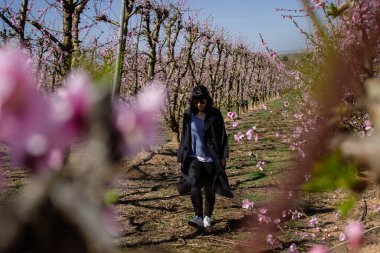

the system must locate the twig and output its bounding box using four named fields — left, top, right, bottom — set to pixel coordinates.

left=201, top=237, right=254, bottom=247
left=328, top=225, right=380, bottom=251
left=360, top=199, right=367, bottom=221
